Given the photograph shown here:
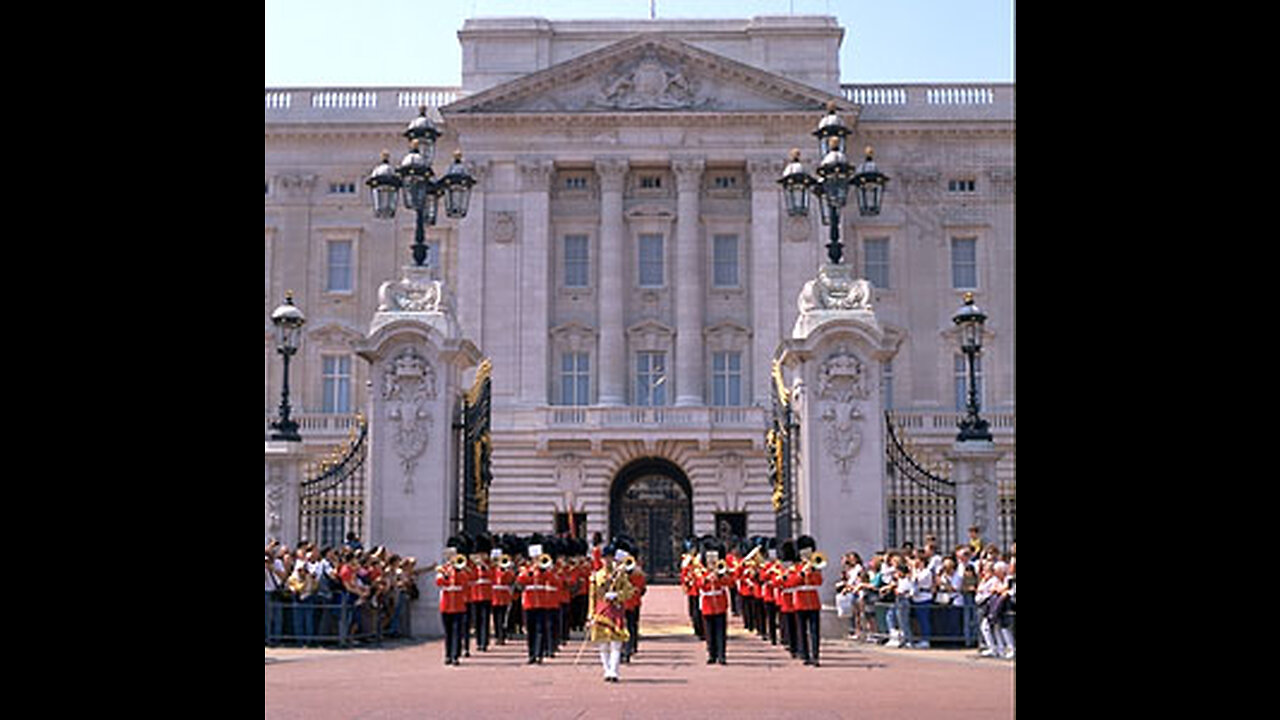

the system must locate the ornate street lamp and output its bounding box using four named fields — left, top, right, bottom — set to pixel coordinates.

left=952, top=292, right=992, bottom=441
left=366, top=105, right=476, bottom=267
left=778, top=102, right=889, bottom=265
left=270, top=291, right=307, bottom=442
